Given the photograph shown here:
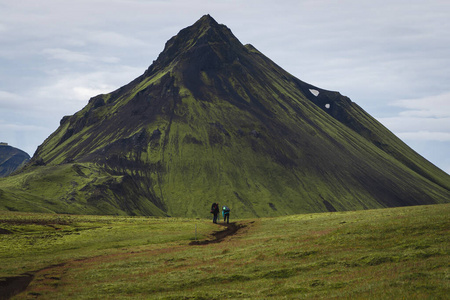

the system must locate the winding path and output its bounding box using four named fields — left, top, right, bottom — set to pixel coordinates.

left=189, top=222, right=245, bottom=245
left=1, top=221, right=247, bottom=299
